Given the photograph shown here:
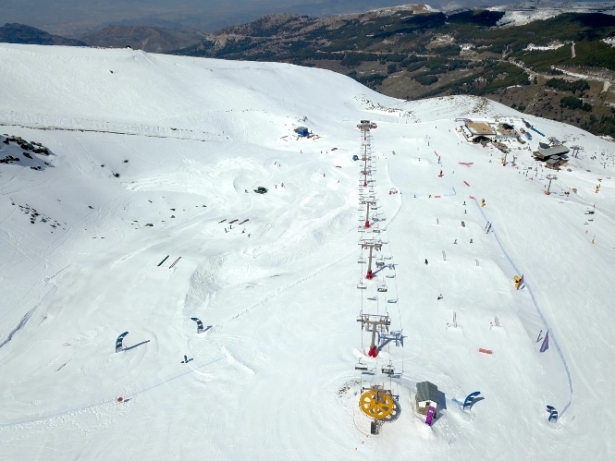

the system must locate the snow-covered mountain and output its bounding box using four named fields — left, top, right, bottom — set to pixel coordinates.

left=491, top=1, right=615, bottom=27
left=0, top=43, right=614, bottom=460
